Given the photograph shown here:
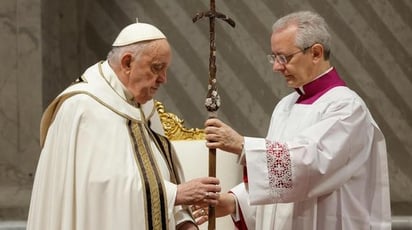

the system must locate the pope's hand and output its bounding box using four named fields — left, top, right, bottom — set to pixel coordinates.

left=175, top=177, right=221, bottom=206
